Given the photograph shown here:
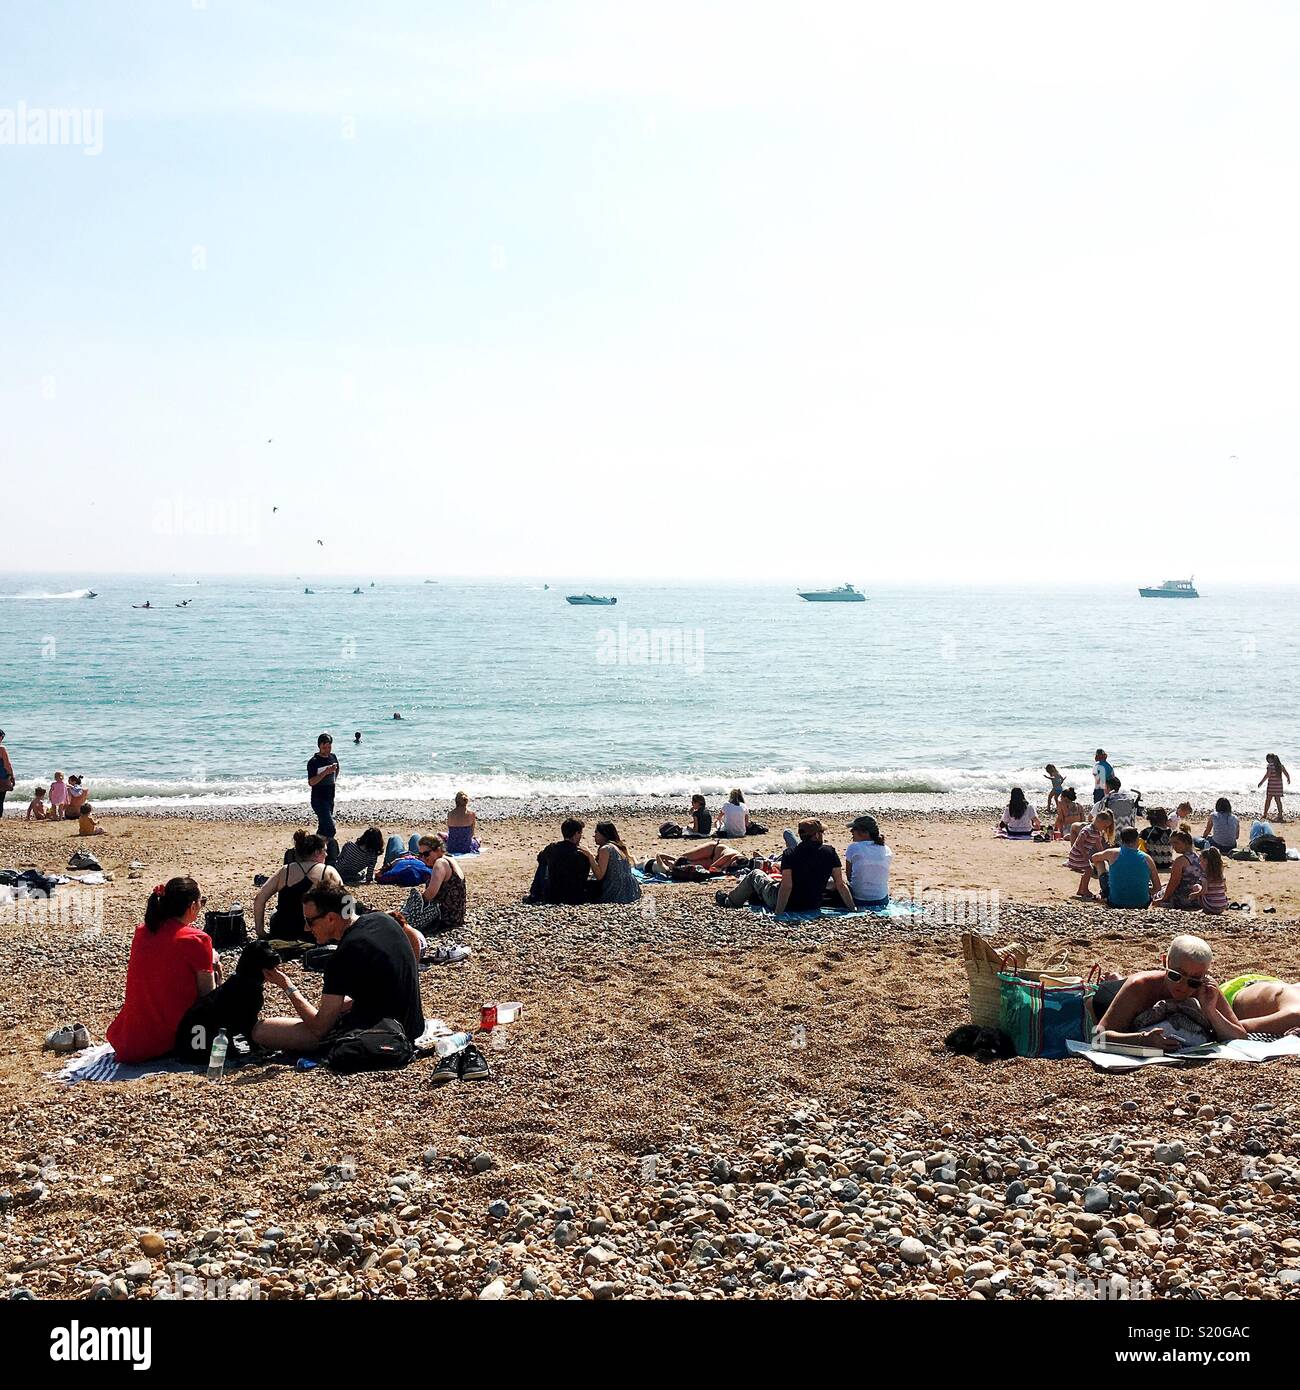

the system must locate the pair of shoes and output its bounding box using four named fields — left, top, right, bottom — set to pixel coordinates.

left=44, top=1022, right=90, bottom=1053
left=430, top=1043, right=491, bottom=1086
left=714, top=889, right=731, bottom=907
